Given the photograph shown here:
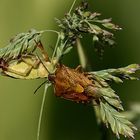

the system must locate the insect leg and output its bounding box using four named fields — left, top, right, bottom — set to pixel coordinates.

left=75, top=65, right=83, bottom=72
left=35, top=41, right=50, bottom=61
left=21, top=56, right=40, bottom=69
